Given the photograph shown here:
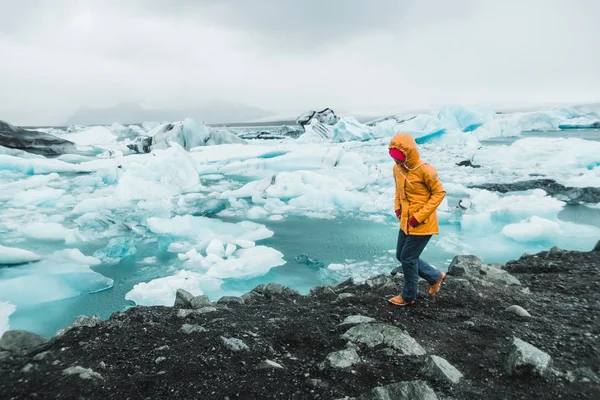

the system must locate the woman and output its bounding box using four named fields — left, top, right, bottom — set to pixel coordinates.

left=388, top=133, right=447, bottom=306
